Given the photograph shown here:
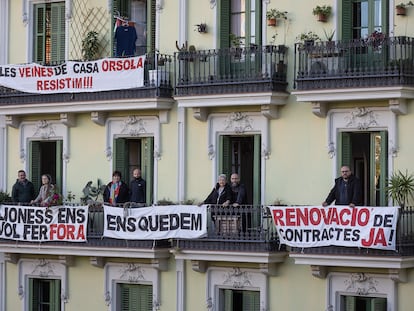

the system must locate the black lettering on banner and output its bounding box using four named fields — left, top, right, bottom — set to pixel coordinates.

left=181, top=213, right=190, bottom=230
left=107, top=215, right=117, bottom=230
left=127, top=217, right=136, bottom=232
left=138, top=217, right=149, bottom=231
left=159, top=214, right=169, bottom=231
left=76, top=209, right=86, bottom=223
left=169, top=214, right=180, bottom=230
